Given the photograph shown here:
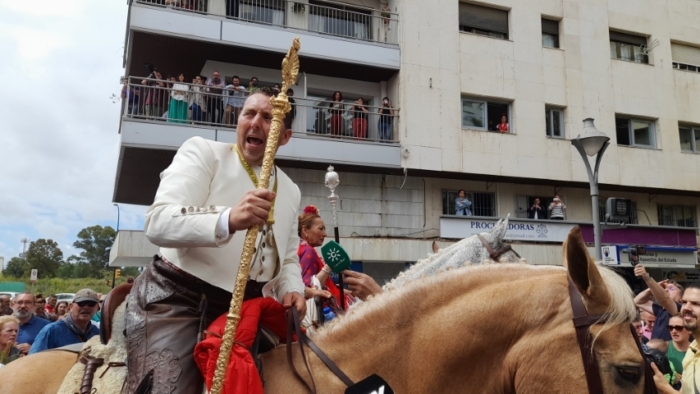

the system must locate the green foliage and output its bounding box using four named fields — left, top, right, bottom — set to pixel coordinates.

left=12, top=273, right=134, bottom=295
left=25, top=239, right=64, bottom=279
left=72, top=225, right=117, bottom=278
left=4, top=257, right=29, bottom=278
